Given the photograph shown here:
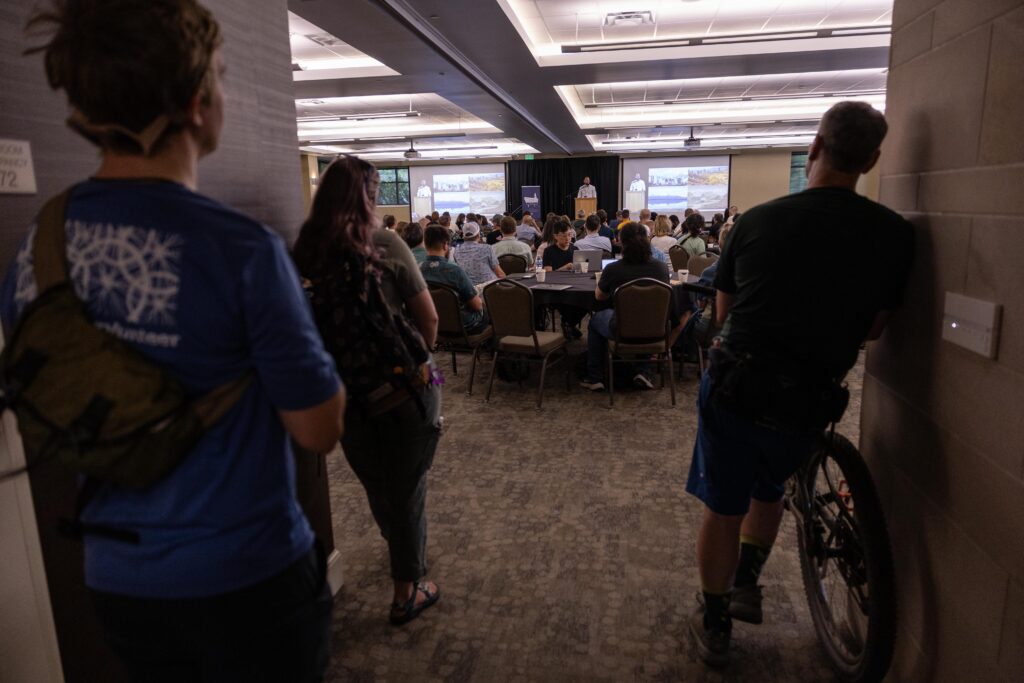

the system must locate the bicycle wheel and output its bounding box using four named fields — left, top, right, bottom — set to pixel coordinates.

left=796, top=432, right=897, bottom=682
